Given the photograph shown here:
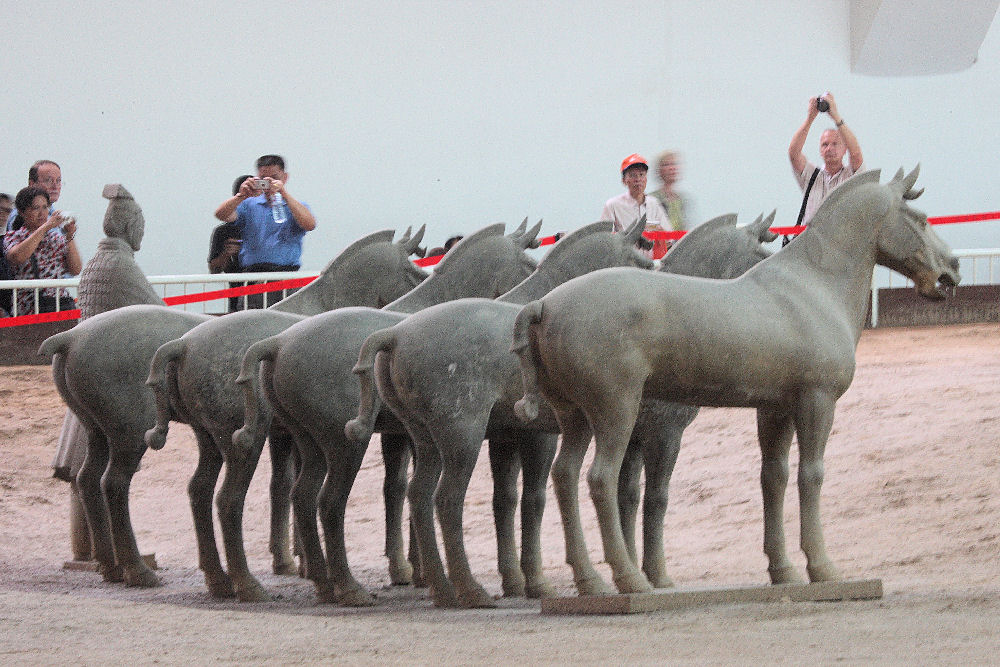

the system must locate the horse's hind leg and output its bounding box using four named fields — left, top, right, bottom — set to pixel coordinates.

left=488, top=434, right=525, bottom=597
left=517, top=432, right=557, bottom=599
left=586, top=395, right=651, bottom=594
left=757, top=407, right=802, bottom=584
left=793, top=389, right=841, bottom=582
left=265, top=424, right=297, bottom=575
left=381, top=432, right=415, bottom=585
left=551, top=407, right=612, bottom=596
left=104, top=432, right=159, bottom=588
left=76, top=425, right=117, bottom=581
left=617, top=433, right=643, bottom=568
left=187, top=425, right=233, bottom=597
